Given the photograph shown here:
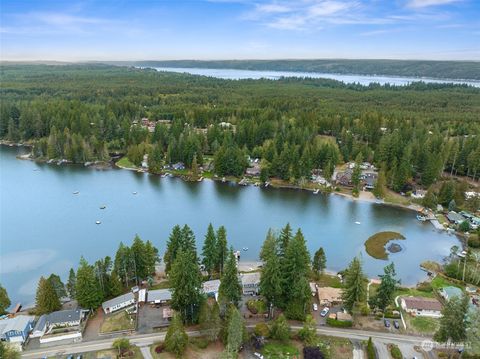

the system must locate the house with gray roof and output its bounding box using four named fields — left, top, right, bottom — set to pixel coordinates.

left=102, top=292, right=135, bottom=314
left=30, top=309, right=89, bottom=344
left=240, top=272, right=261, bottom=295
left=147, top=289, right=172, bottom=304
left=447, top=211, right=465, bottom=225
